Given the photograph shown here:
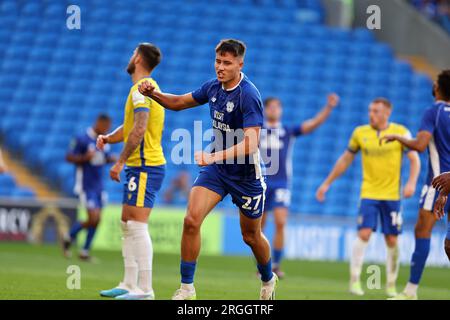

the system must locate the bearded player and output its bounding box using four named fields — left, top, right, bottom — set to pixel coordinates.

left=98, top=43, right=166, bottom=300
